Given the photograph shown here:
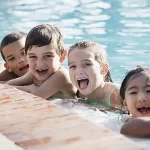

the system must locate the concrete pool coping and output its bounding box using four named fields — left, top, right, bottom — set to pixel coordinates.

left=0, top=83, right=145, bottom=150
